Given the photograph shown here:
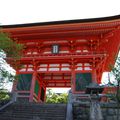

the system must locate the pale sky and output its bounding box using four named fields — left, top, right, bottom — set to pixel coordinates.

left=0, top=0, right=120, bottom=25
left=0, top=0, right=119, bottom=92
